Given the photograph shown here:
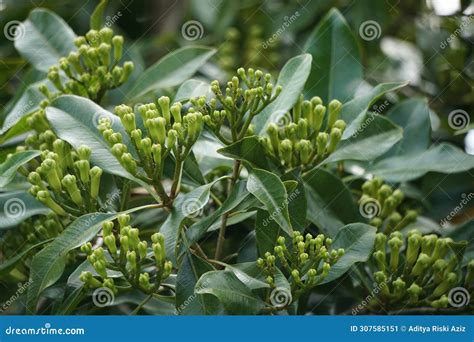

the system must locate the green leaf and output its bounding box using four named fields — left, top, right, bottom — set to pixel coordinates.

left=253, top=54, right=312, bottom=133
left=303, top=168, right=362, bottom=237
left=340, top=82, right=407, bottom=137
left=303, top=8, right=362, bottom=102
left=176, top=253, right=221, bottom=315
left=367, top=143, right=474, bottom=182
left=174, top=79, right=211, bottom=103
left=186, top=181, right=251, bottom=247
left=383, top=98, right=431, bottom=157
left=45, top=95, right=158, bottom=200
left=247, top=168, right=292, bottom=235
left=225, top=262, right=291, bottom=292
left=195, top=270, right=266, bottom=315
left=256, top=180, right=306, bottom=255
left=321, top=223, right=376, bottom=284
left=90, top=0, right=109, bottom=30
left=14, top=9, right=77, bottom=72
left=126, top=46, right=216, bottom=100
left=0, top=80, right=47, bottom=136
left=217, top=136, right=274, bottom=170
left=26, top=204, right=156, bottom=312
left=0, top=150, right=40, bottom=188
left=161, top=179, right=221, bottom=263
left=323, top=114, right=403, bottom=164
left=0, top=239, right=52, bottom=276
left=0, top=191, right=50, bottom=229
